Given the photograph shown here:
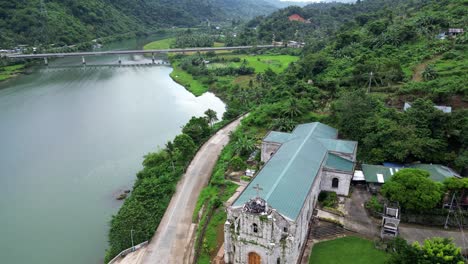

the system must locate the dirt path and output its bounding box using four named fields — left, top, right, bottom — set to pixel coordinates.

left=412, top=55, right=442, bottom=82
left=126, top=116, right=245, bottom=264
